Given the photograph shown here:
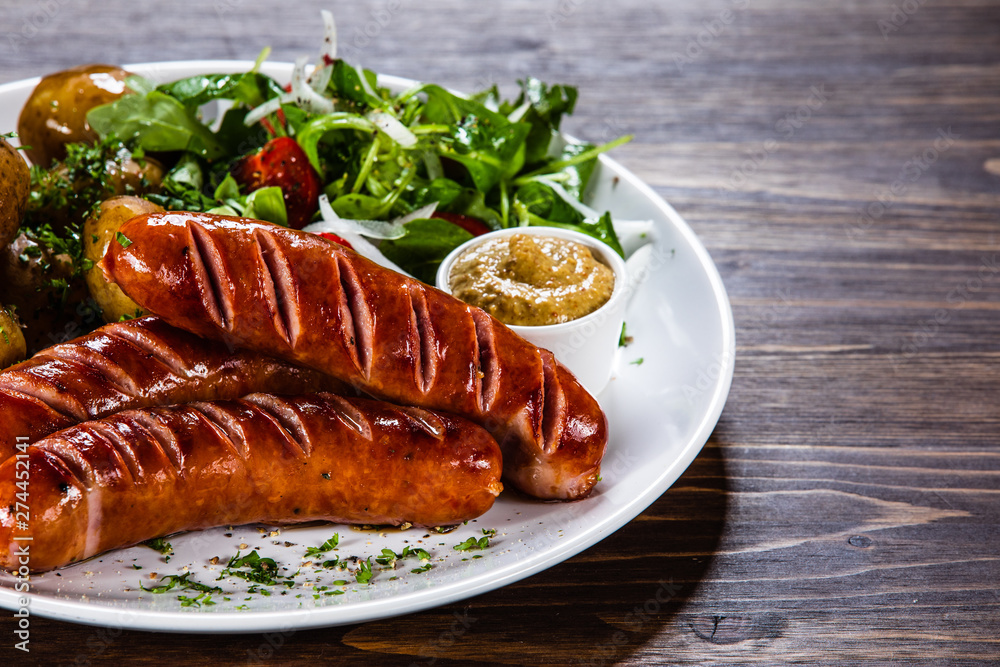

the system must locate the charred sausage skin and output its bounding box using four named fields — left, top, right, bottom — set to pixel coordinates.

left=0, top=315, right=340, bottom=455
left=102, top=213, right=608, bottom=500
left=0, top=393, right=503, bottom=572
